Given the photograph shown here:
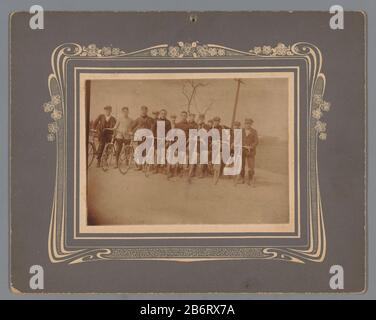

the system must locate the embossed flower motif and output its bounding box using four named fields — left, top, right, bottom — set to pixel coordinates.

left=314, top=120, right=327, bottom=133
left=101, top=47, right=112, bottom=56
left=312, top=109, right=323, bottom=120
left=112, top=47, right=121, bottom=55
left=319, top=132, right=327, bottom=140
left=208, top=47, right=217, bottom=56
left=321, top=101, right=331, bottom=112
left=313, top=94, right=323, bottom=105
left=178, top=41, right=184, bottom=47
left=274, top=43, right=288, bottom=56
left=150, top=49, right=158, bottom=57
left=87, top=44, right=96, bottom=50
left=87, top=50, right=98, bottom=57
left=51, top=109, right=62, bottom=121
left=47, top=133, right=55, bottom=142
left=262, top=45, right=272, bottom=55
left=86, top=44, right=98, bottom=57
left=191, top=42, right=197, bottom=48
left=158, top=48, right=167, bottom=56
left=43, top=102, right=54, bottom=113
left=48, top=122, right=59, bottom=133
left=196, top=45, right=209, bottom=57
left=168, top=46, right=180, bottom=58
left=51, top=95, right=61, bottom=105
left=217, top=48, right=226, bottom=56
left=182, top=43, right=193, bottom=56
left=253, top=46, right=262, bottom=54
